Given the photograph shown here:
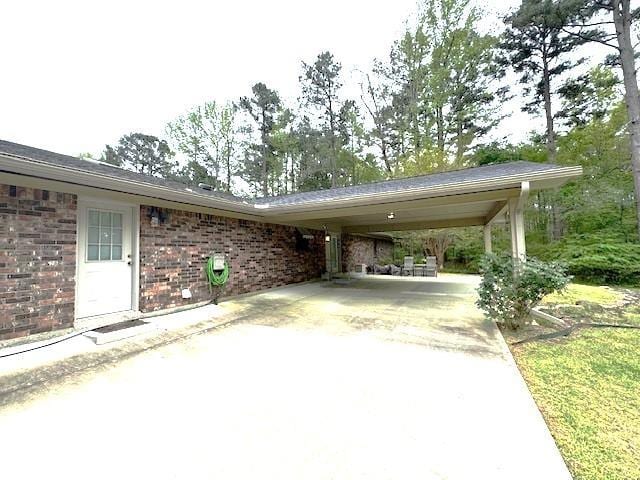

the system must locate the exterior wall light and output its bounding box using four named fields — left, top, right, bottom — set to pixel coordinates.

left=387, top=212, right=395, bottom=219
left=325, top=234, right=331, bottom=242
